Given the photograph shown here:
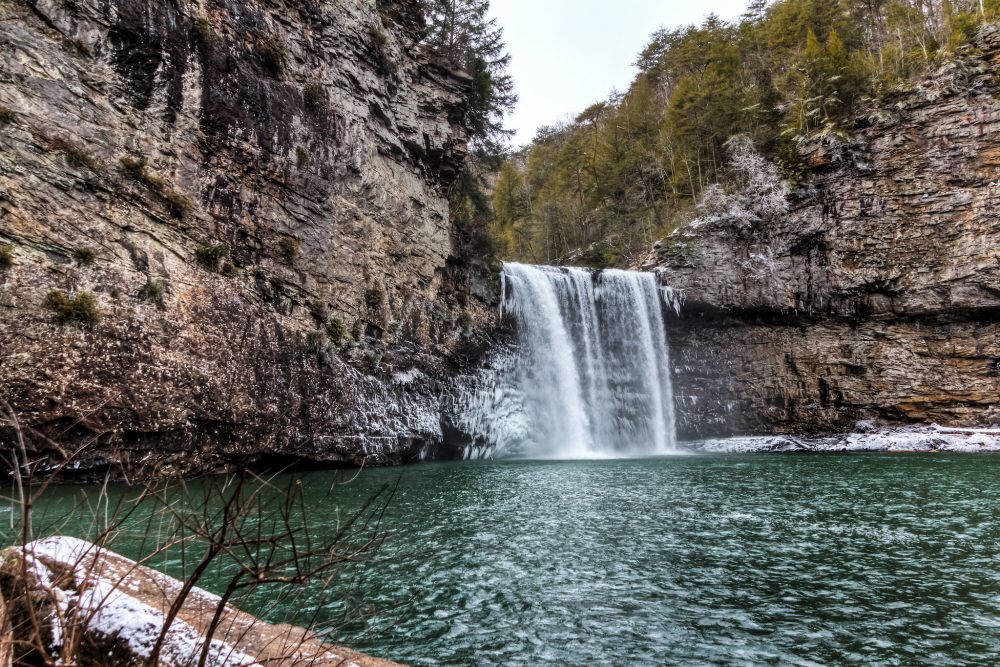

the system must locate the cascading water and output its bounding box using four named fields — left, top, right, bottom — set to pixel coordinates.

left=451, top=262, right=679, bottom=459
